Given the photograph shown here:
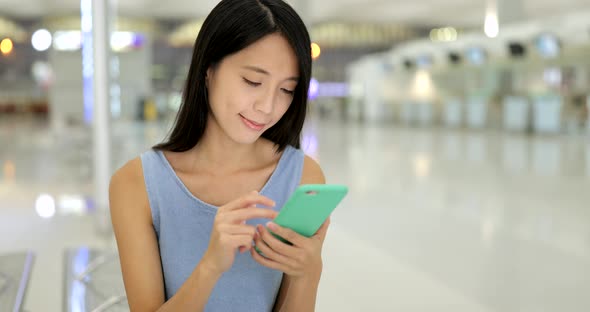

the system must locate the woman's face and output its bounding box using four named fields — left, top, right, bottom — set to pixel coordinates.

left=206, top=33, right=300, bottom=145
